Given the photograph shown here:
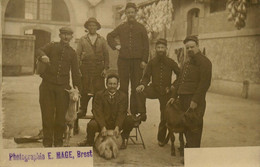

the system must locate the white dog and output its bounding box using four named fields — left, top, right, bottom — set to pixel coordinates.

left=94, top=130, right=122, bottom=160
